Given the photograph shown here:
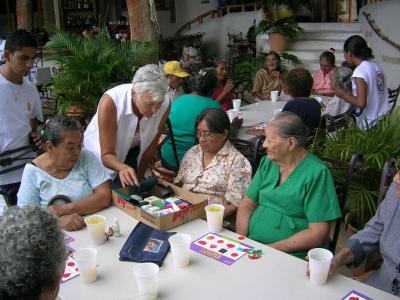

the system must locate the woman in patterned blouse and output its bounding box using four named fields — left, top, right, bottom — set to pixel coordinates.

left=174, top=108, right=252, bottom=218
